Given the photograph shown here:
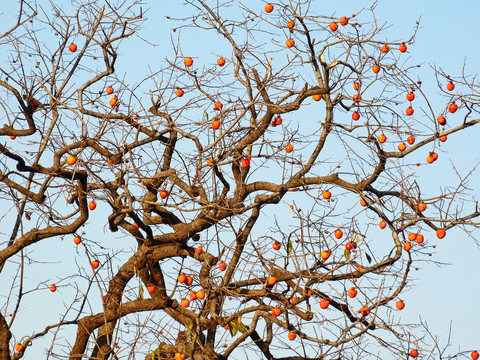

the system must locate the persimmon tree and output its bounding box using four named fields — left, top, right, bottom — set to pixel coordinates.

left=1, top=1, right=480, bottom=359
